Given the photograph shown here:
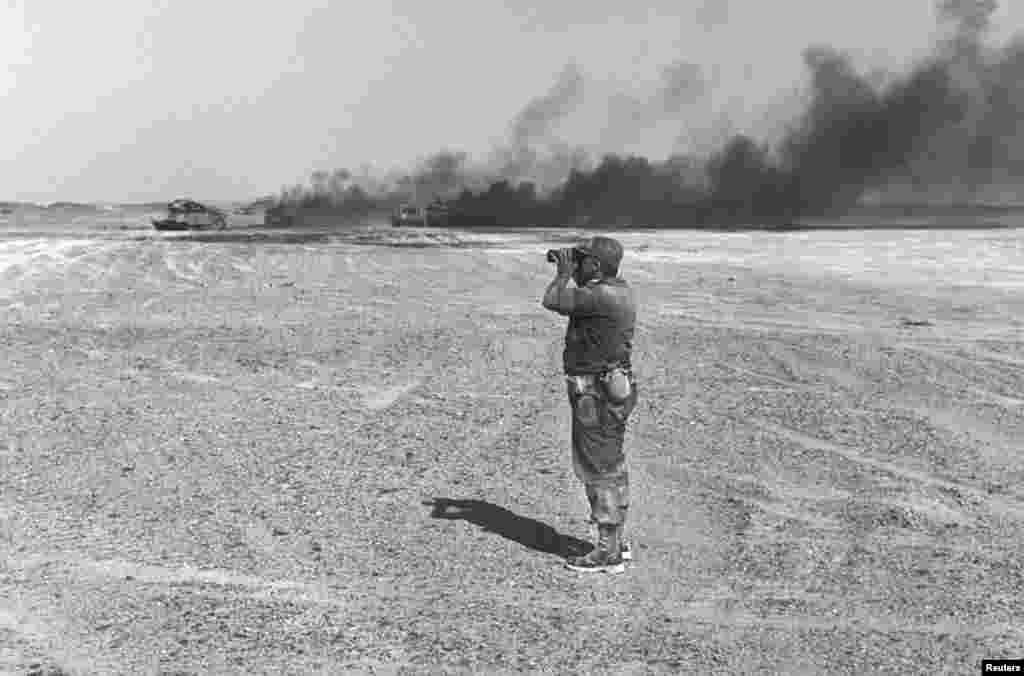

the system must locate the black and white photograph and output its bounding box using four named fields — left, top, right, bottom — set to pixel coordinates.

left=2, top=0, right=1023, bottom=673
